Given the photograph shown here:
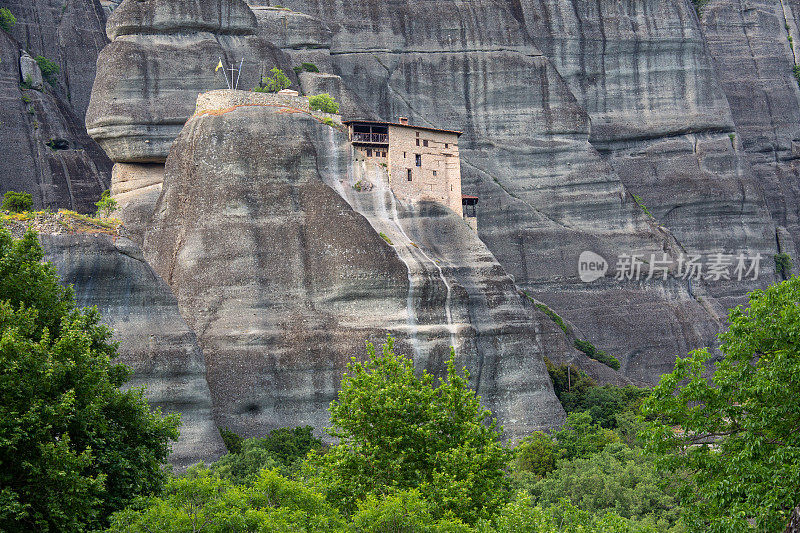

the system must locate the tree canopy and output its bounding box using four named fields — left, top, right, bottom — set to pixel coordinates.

left=305, top=336, right=511, bottom=524
left=0, top=228, right=179, bottom=532
left=640, top=275, right=800, bottom=531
